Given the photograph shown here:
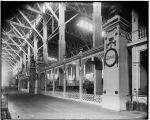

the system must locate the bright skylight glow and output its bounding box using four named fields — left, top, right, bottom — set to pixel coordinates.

left=77, top=19, right=105, bottom=36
